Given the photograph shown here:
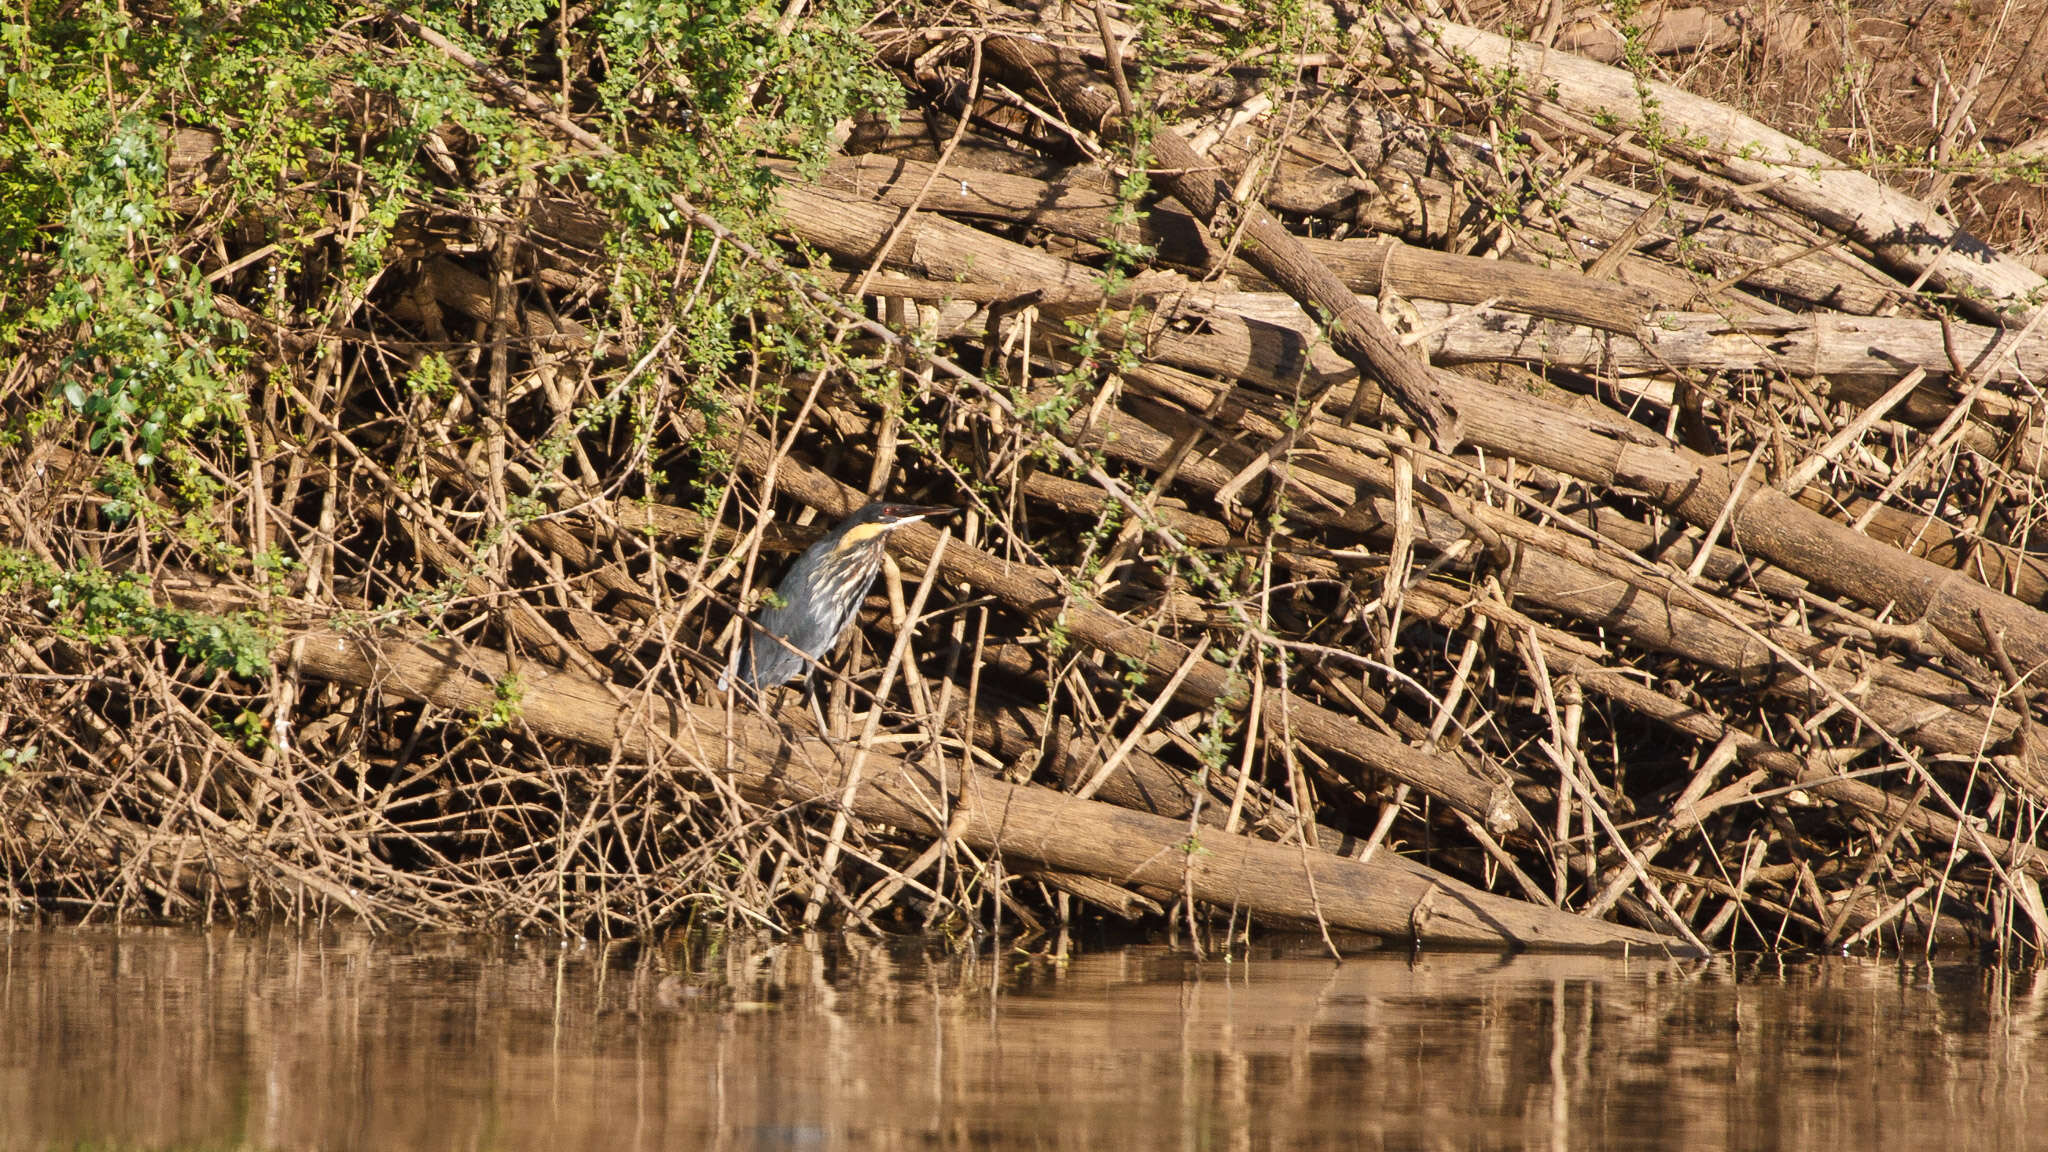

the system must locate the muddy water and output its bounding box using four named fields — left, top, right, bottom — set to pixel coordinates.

left=0, top=928, right=2040, bottom=1151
